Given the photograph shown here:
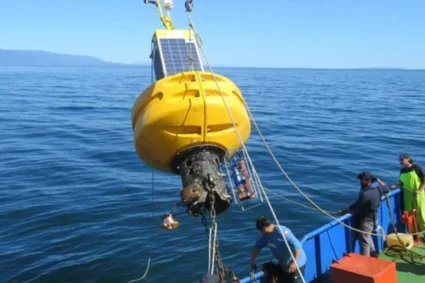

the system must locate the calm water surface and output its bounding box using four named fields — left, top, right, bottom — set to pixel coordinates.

left=1, top=66, right=424, bottom=282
